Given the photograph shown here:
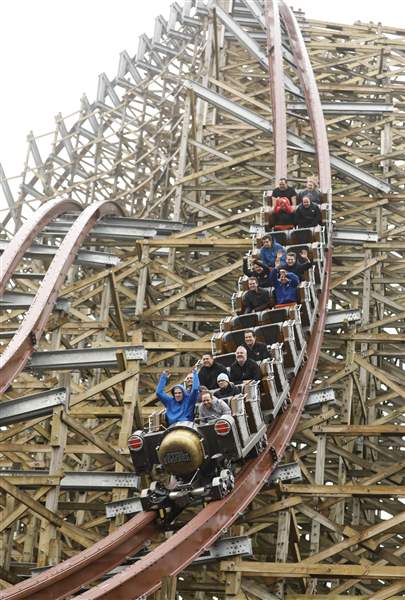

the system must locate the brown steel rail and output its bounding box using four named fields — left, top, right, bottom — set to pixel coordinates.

left=265, top=0, right=288, bottom=181
left=0, top=513, right=157, bottom=600
left=1, top=2, right=333, bottom=598
left=279, top=0, right=332, bottom=194
left=0, top=197, right=81, bottom=296
left=0, top=200, right=123, bottom=392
